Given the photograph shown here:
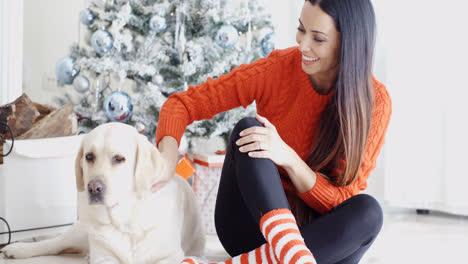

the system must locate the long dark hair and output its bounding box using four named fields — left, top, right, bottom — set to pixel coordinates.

left=306, top=0, right=376, bottom=187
